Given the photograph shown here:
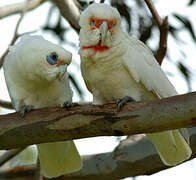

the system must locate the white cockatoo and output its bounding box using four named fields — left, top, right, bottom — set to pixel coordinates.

left=3, top=35, right=82, bottom=178
left=79, top=3, right=192, bottom=166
